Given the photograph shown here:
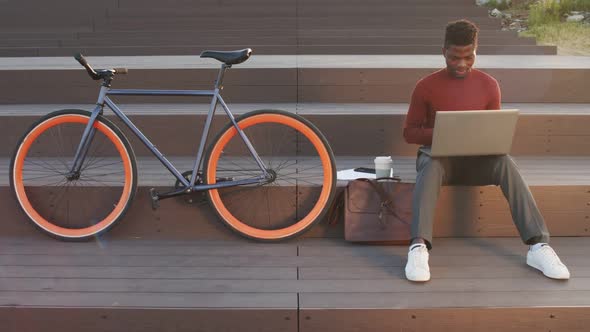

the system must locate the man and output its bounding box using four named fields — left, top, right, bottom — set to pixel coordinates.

left=402, top=19, right=570, bottom=282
